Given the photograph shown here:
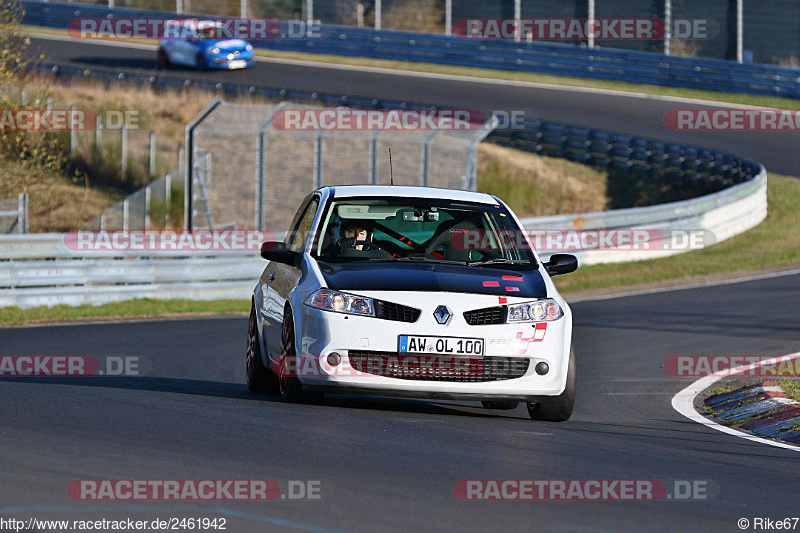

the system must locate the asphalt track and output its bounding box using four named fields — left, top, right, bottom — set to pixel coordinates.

left=1, top=273, right=799, bottom=532
left=27, top=35, right=800, bottom=176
